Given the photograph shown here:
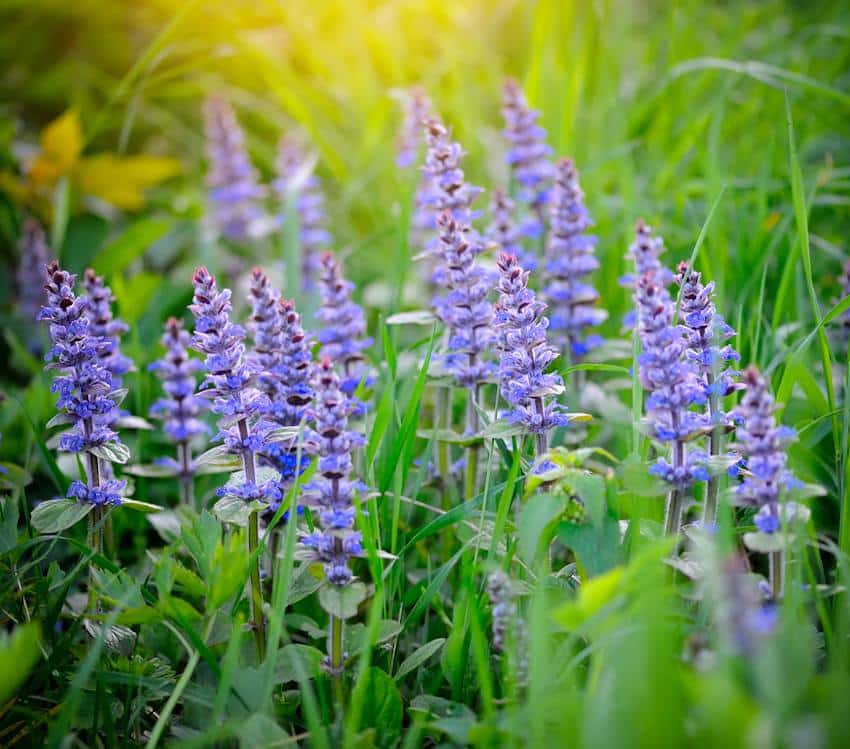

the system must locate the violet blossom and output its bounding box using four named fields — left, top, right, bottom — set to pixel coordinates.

left=635, top=272, right=708, bottom=532
left=544, top=158, right=606, bottom=359
left=17, top=218, right=51, bottom=324
left=83, top=270, right=131, bottom=388
left=298, top=357, right=366, bottom=587
left=273, top=135, right=331, bottom=290
left=316, top=253, right=373, bottom=395
left=435, top=211, right=496, bottom=391
left=189, top=267, right=278, bottom=507
left=495, top=252, right=568, bottom=453
left=38, top=262, right=126, bottom=505
left=501, top=78, right=554, bottom=240
left=731, top=366, right=797, bottom=536
left=149, top=318, right=209, bottom=489
left=203, top=96, right=270, bottom=242
left=395, top=86, right=432, bottom=169
left=487, top=188, right=535, bottom=271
